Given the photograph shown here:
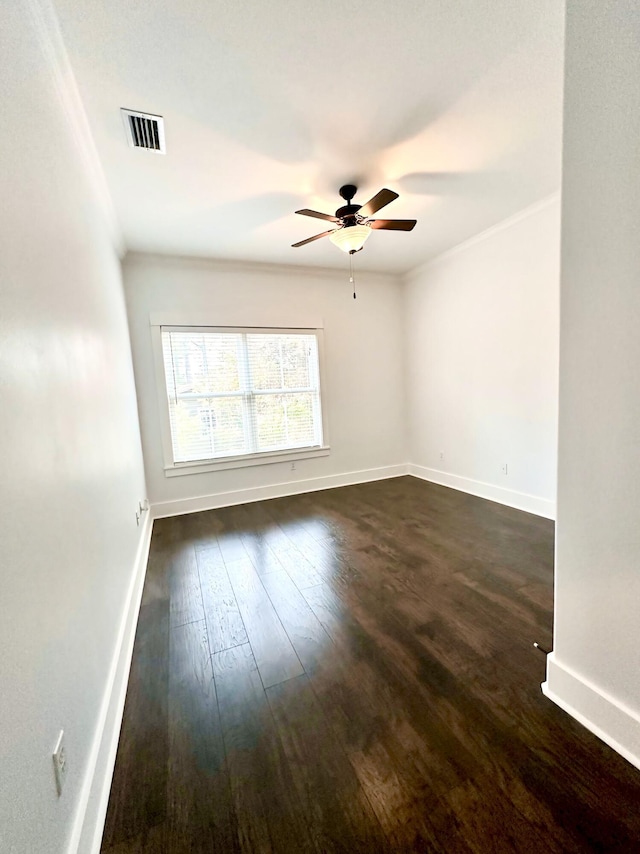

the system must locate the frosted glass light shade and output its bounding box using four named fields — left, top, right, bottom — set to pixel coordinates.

left=329, top=224, right=372, bottom=253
